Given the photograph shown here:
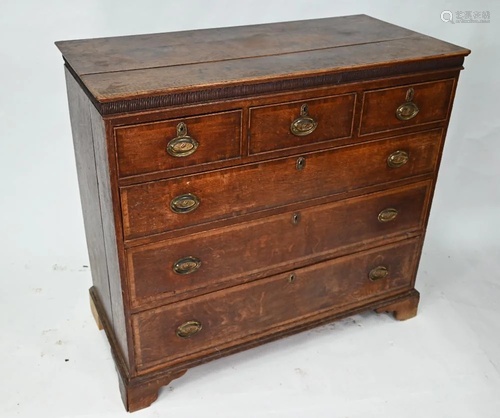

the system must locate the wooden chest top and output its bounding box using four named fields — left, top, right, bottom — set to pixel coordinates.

left=55, top=14, right=469, bottom=115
